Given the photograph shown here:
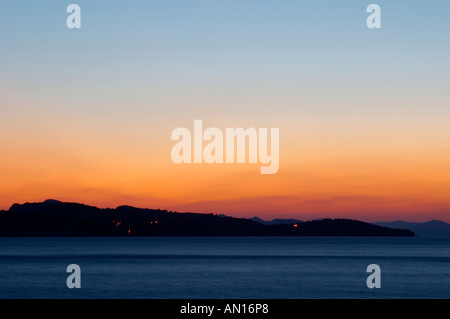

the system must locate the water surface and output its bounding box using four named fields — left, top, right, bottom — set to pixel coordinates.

left=0, top=237, right=449, bottom=299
